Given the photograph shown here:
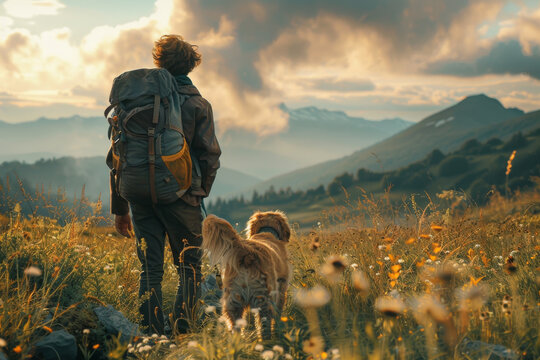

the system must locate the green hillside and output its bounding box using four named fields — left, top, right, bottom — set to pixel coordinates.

left=209, top=129, right=540, bottom=228
left=245, top=95, right=538, bottom=195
